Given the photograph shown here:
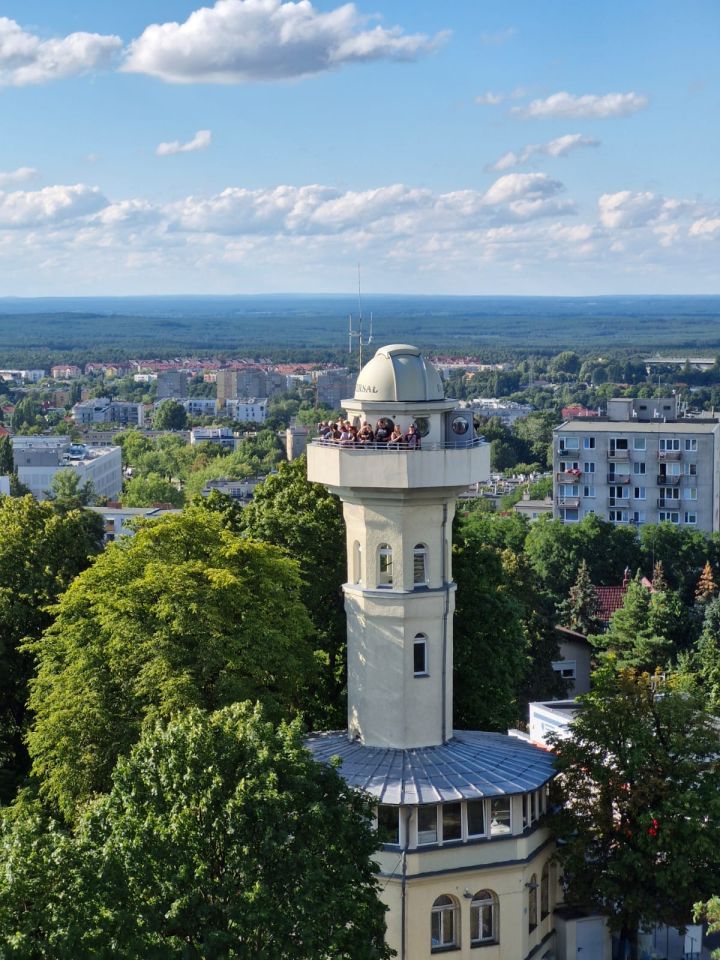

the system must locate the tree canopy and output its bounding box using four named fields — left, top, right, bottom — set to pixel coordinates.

left=153, top=399, right=188, bottom=431
left=1, top=703, right=392, bottom=959
left=26, top=508, right=316, bottom=820
left=551, top=663, right=720, bottom=958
